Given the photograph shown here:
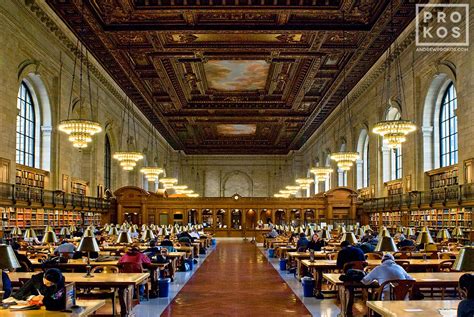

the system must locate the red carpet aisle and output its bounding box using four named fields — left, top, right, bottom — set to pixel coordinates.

left=161, top=240, right=311, bottom=317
